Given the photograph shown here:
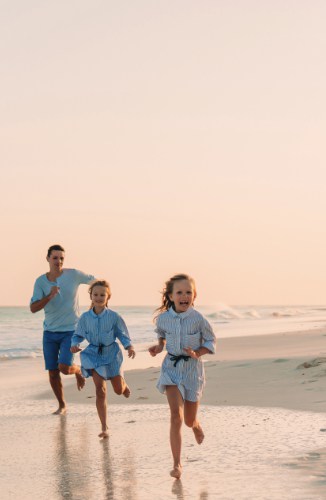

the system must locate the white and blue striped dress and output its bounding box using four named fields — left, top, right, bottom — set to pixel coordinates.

left=71, top=308, right=132, bottom=380
left=155, top=307, right=216, bottom=402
